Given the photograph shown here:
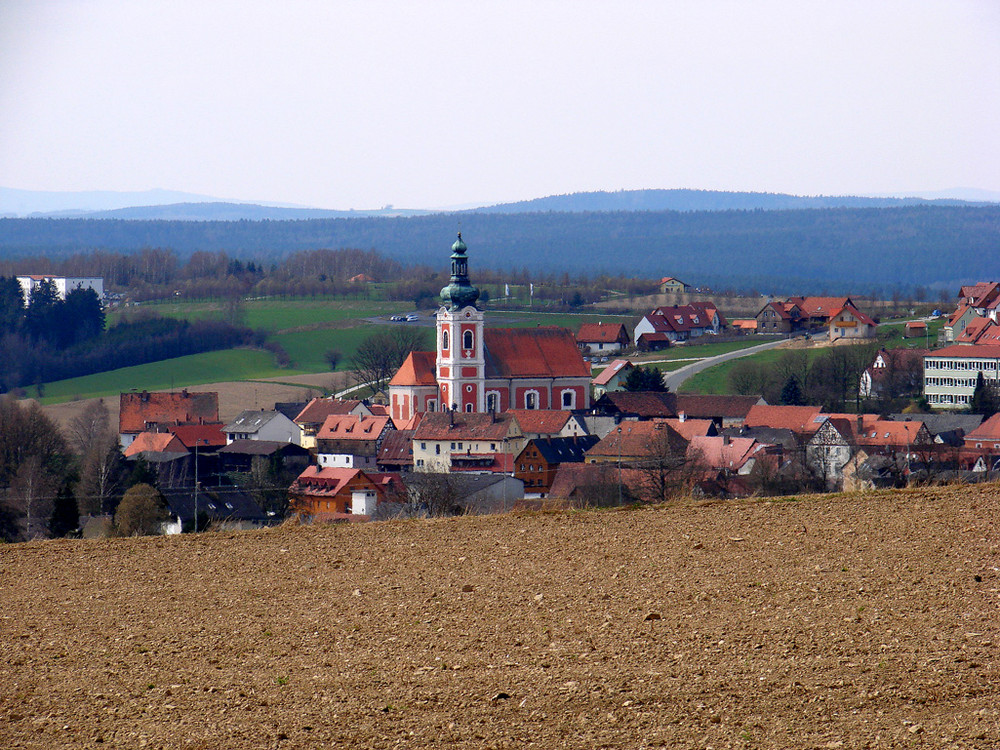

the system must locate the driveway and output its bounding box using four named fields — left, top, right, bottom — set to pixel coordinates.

left=661, top=338, right=789, bottom=391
